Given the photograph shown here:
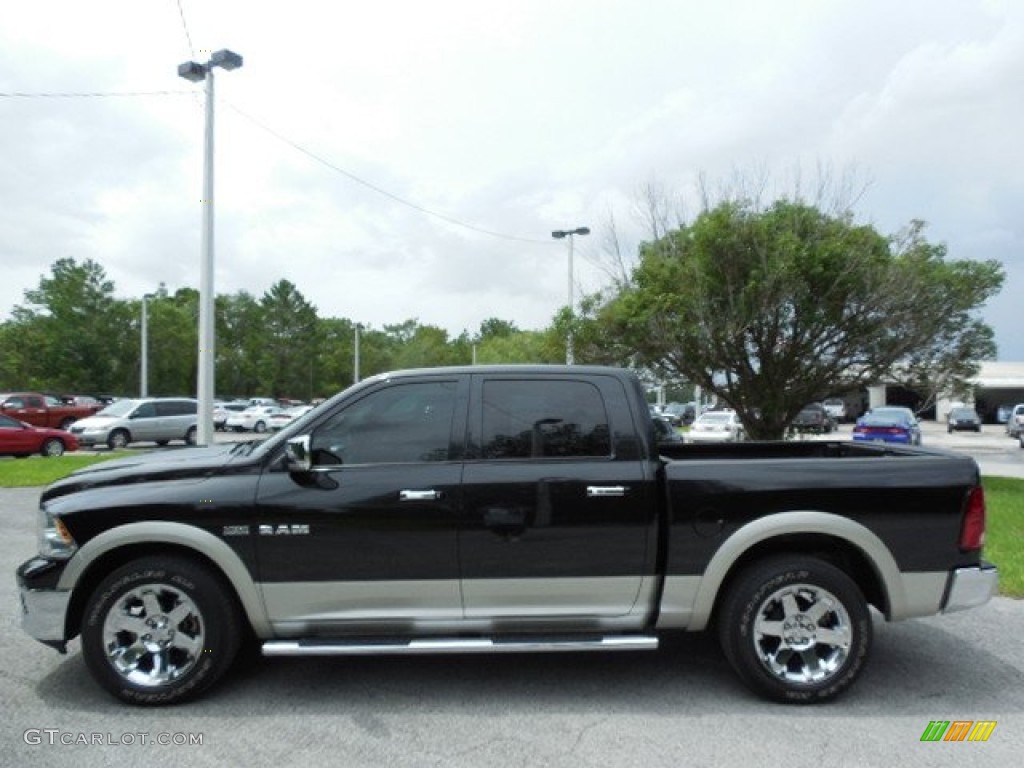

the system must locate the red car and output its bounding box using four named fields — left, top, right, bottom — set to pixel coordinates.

left=0, top=414, right=79, bottom=457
